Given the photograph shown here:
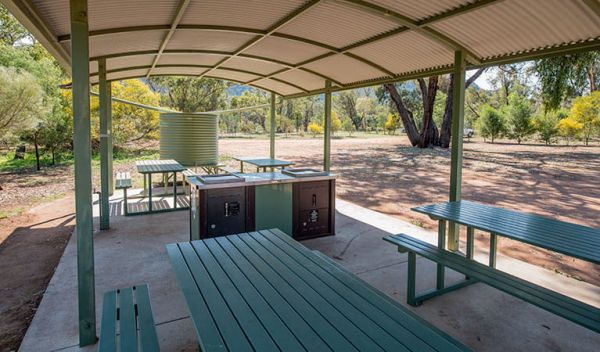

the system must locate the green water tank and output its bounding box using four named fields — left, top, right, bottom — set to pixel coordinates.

left=159, top=112, right=218, bottom=167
